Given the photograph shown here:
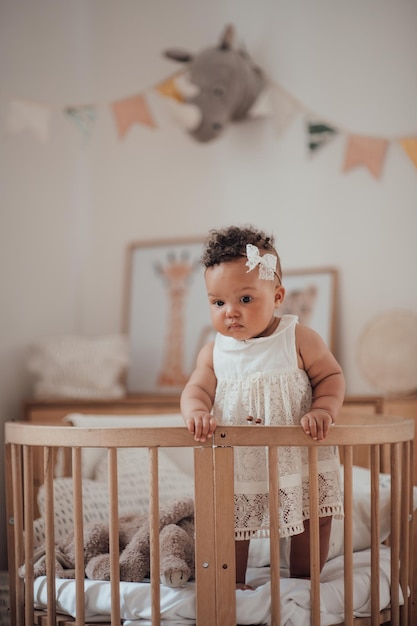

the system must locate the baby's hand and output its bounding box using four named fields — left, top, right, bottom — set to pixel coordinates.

left=300, top=410, right=333, bottom=441
left=185, top=411, right=217, bottom=442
